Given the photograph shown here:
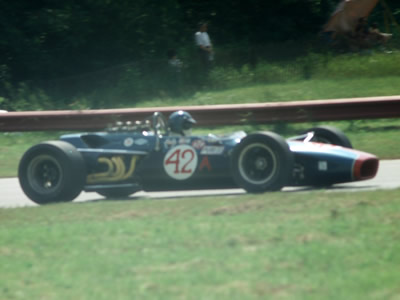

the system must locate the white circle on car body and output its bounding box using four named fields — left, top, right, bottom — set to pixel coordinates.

left=163, top=145, right=198, bottom=180
left=124, top=138, right=134, bottom=147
